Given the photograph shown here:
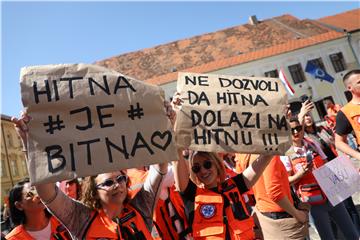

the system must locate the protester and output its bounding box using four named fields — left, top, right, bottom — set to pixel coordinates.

left=11, top=101, right=174, bottom=239
left=298, top=100, right=337, bottom=160
left=5, top=178, right=70, bottom=240
left=283, top=117, right=359, bottom=239
left=252, top=155, right=309, bottom=239
left=59, top=178, right=81, bottom=200
left=335, top=69, right=360, bottom=161
left=153, top=165, right=191, bottom=240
